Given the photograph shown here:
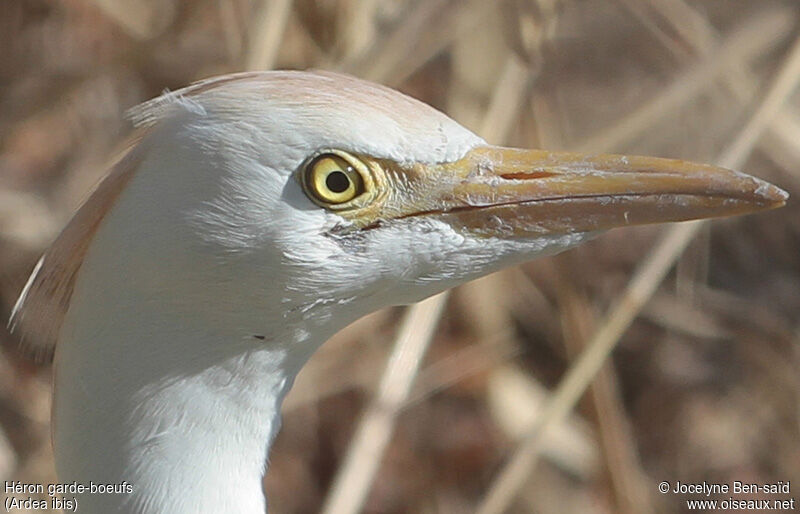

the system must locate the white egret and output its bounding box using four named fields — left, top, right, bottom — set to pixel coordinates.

left=9, top=70, right=786, bottom=513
